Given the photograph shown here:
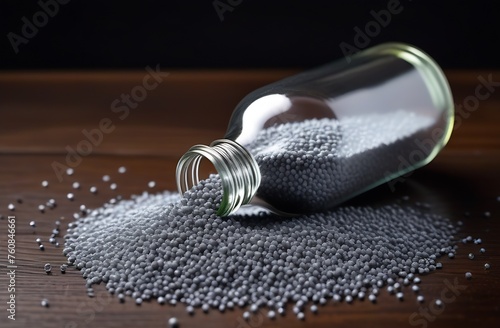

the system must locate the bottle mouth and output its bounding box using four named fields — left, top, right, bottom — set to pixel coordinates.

left=176, top=139, right=261, bottom=216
